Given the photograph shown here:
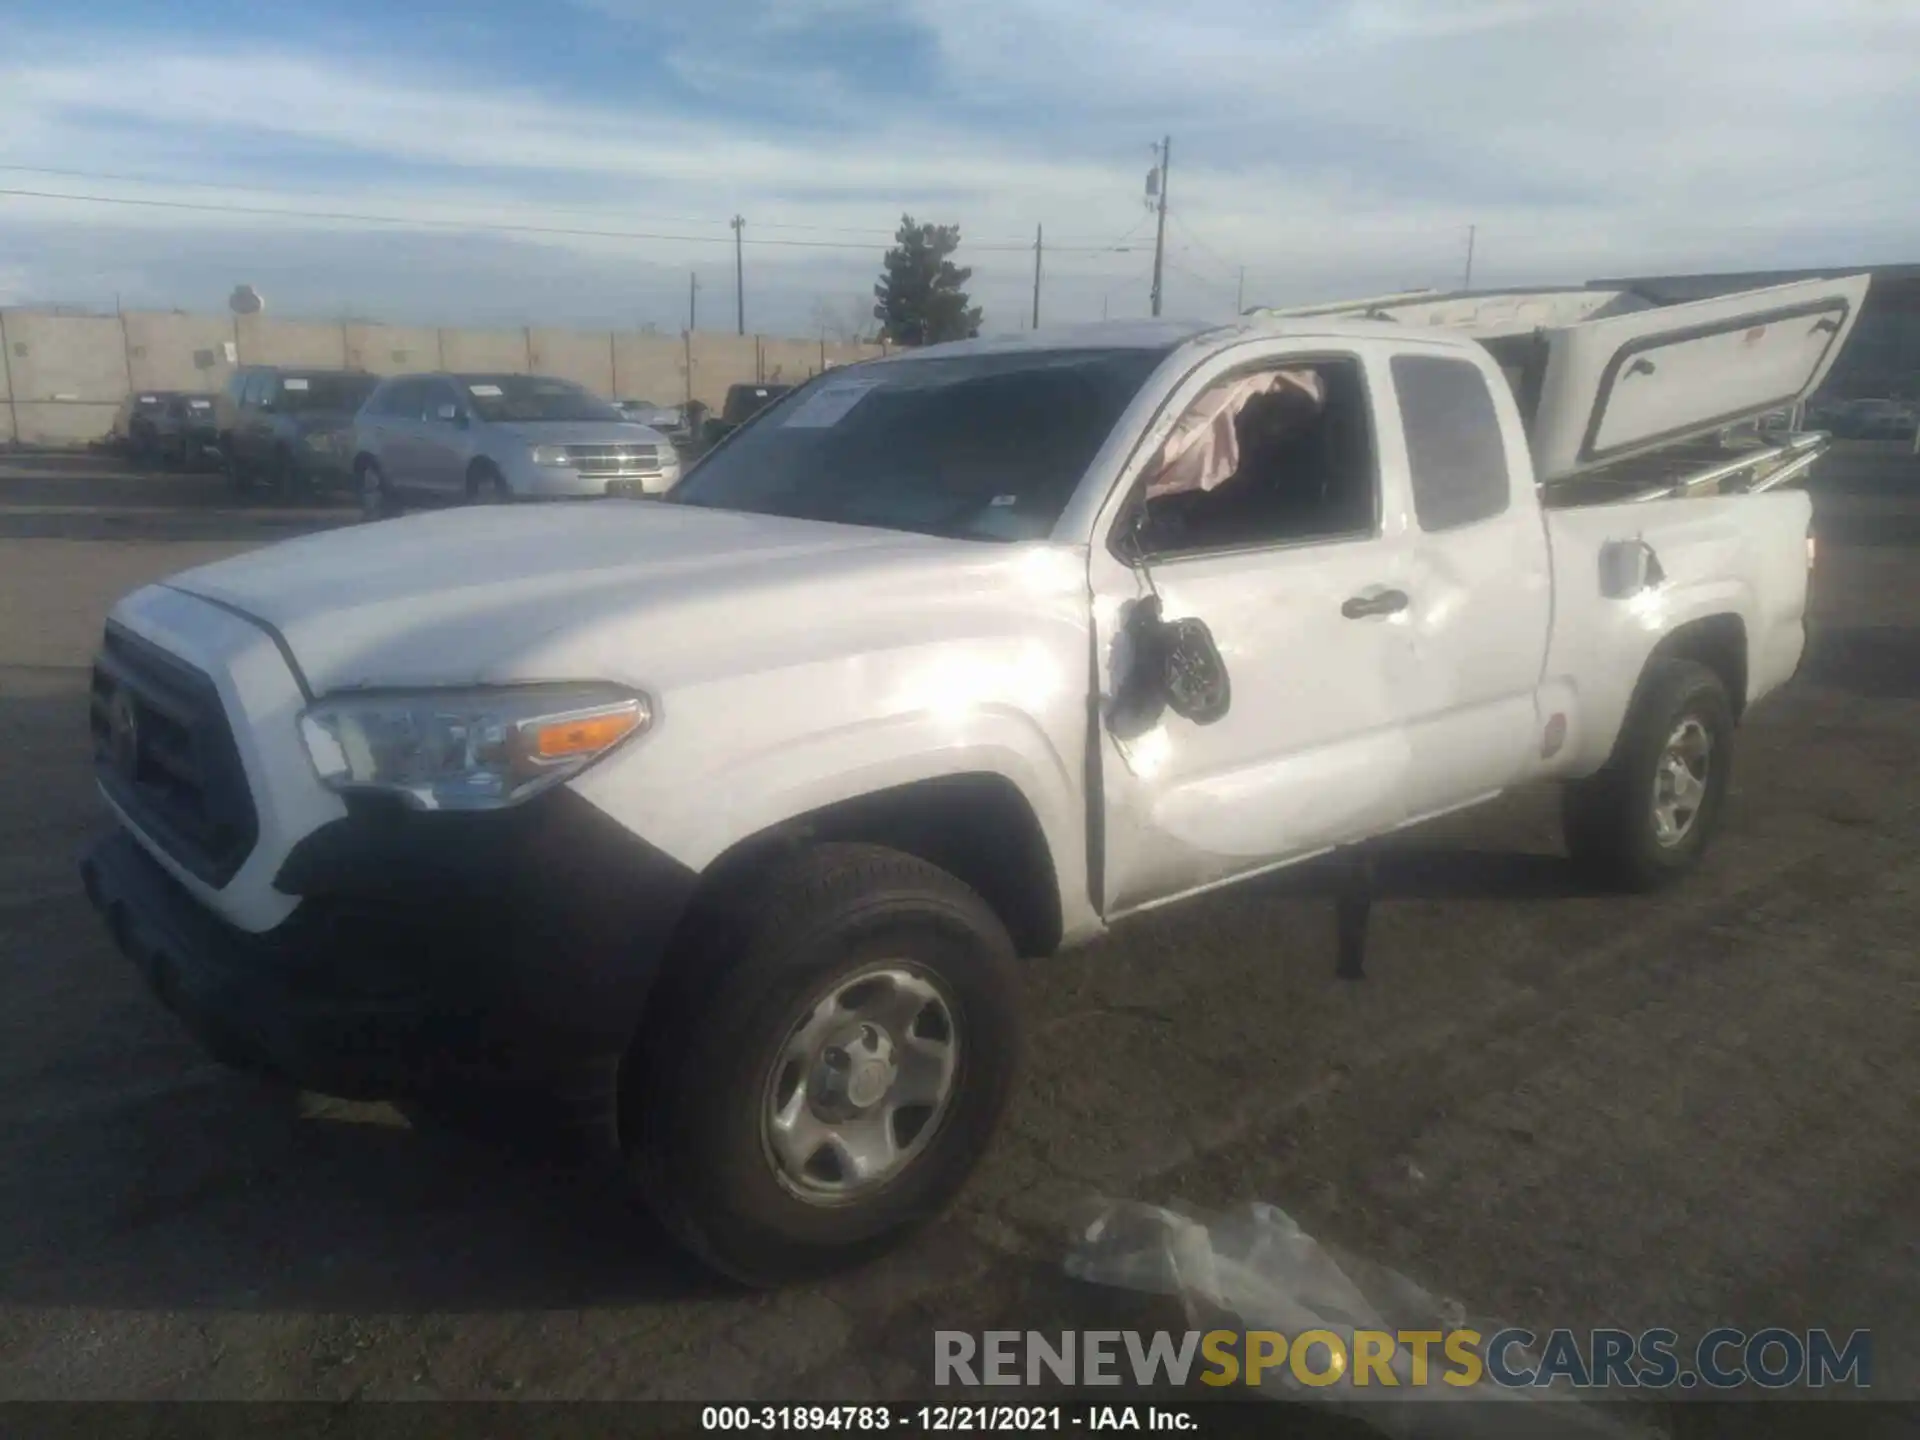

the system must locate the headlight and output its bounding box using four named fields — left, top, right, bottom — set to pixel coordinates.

left=530, top=444, right=573, bottom=467
left=298, top=685, right=649, bottom=810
